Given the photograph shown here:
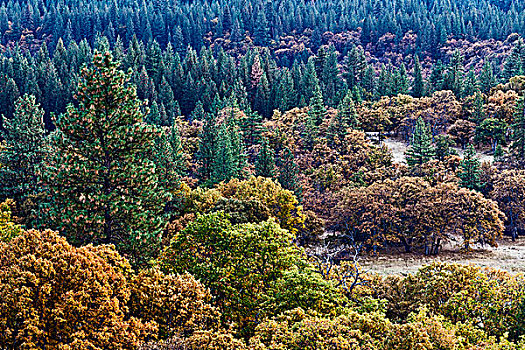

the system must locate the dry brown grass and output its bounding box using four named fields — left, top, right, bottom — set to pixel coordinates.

left=360, top=236, right=525, bottom=275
